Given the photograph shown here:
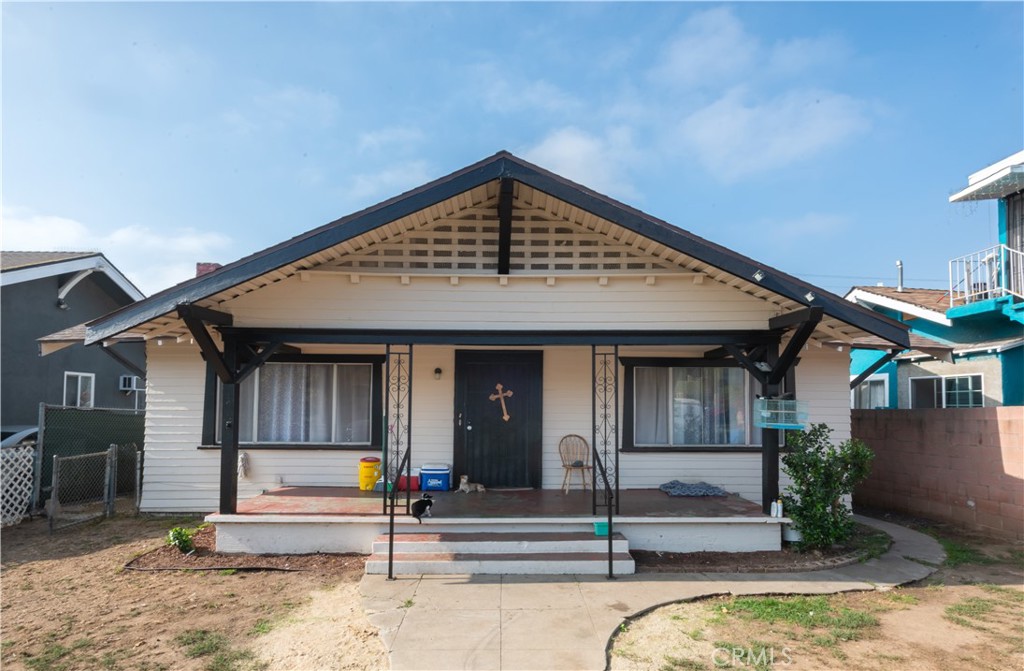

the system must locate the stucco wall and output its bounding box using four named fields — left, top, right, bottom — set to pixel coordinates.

left=896, top=355, right=1003, bottom=408
left=853, top=407, right=1024, bottom=540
